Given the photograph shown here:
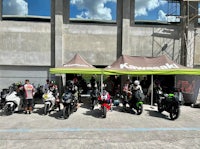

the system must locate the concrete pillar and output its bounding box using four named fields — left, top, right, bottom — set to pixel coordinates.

left=51, top=0, right=56, bottom=68
left=51, top=0, right=64, bottom=94
left=116, top=0, right=123, bottom=58
left=51, top=0, right=63, bottom=68
left=122, top=0, right=131, bottom=55
left=0, top=0, right=2, bottom=20
left=186, top=2, right=198, bottom=68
